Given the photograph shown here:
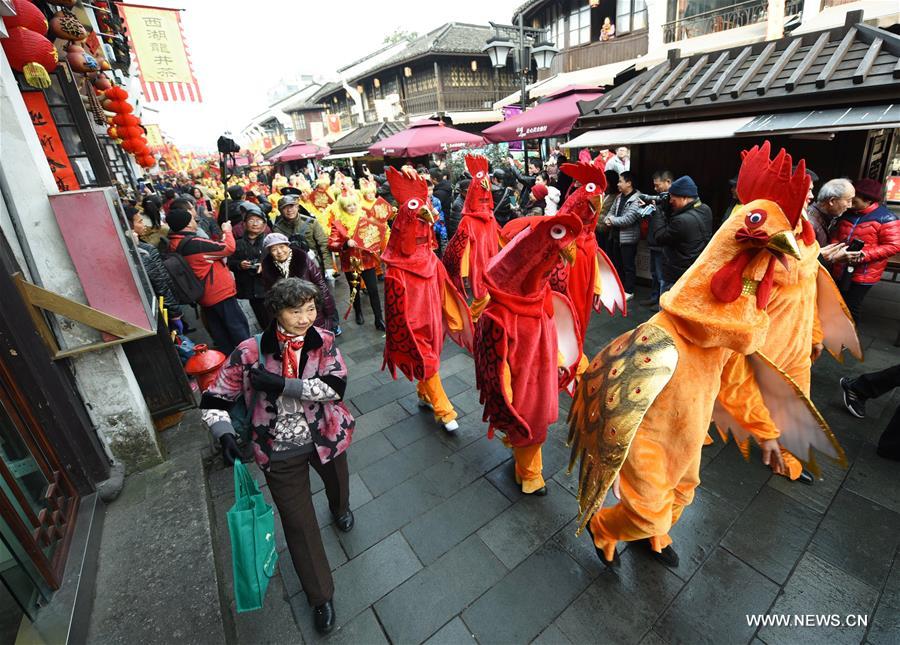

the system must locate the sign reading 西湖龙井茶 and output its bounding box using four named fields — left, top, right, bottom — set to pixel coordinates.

left=22, top=92, right=80, bottom=193
left=116, top=3, right=202, bottom=102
